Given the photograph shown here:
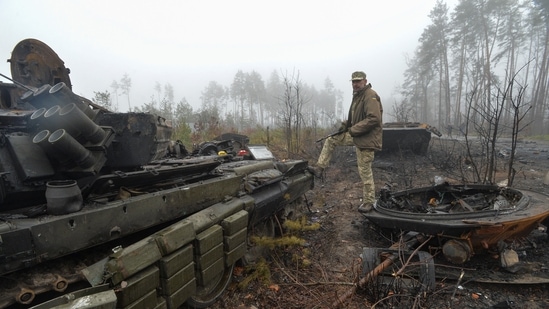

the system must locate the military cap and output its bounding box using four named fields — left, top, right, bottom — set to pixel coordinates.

left=351, top=71, right=367, bottom=81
